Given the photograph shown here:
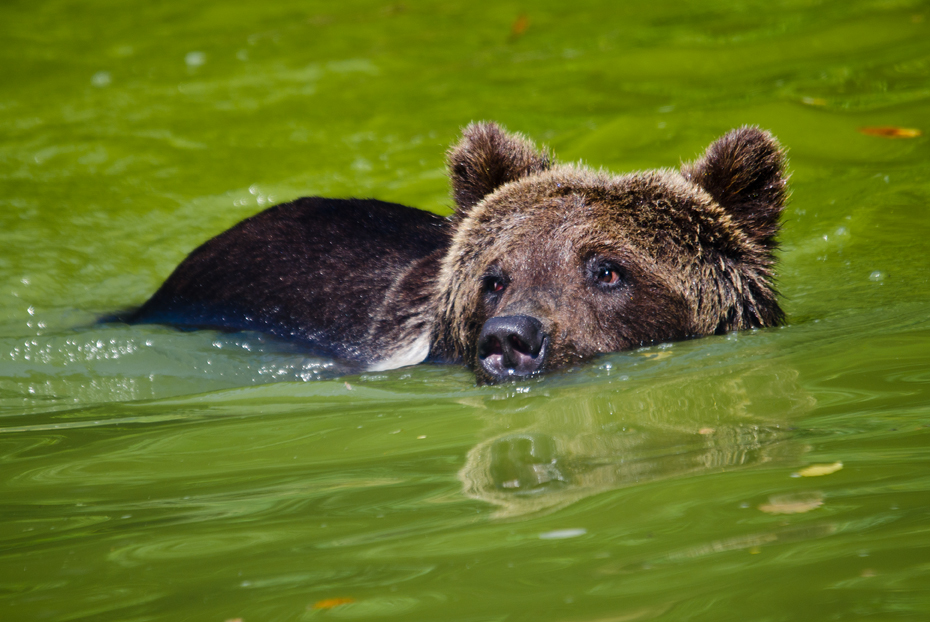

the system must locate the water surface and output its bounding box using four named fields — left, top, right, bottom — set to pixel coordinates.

left=2, top=1, right=929, bottom=620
